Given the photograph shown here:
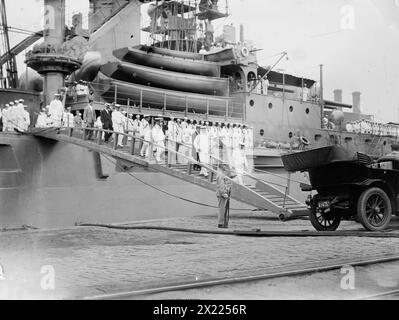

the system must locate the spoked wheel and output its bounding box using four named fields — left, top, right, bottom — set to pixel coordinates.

left=309, top=205, right=341, bottom=231
left=357, top=187, right=392, bottom=231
